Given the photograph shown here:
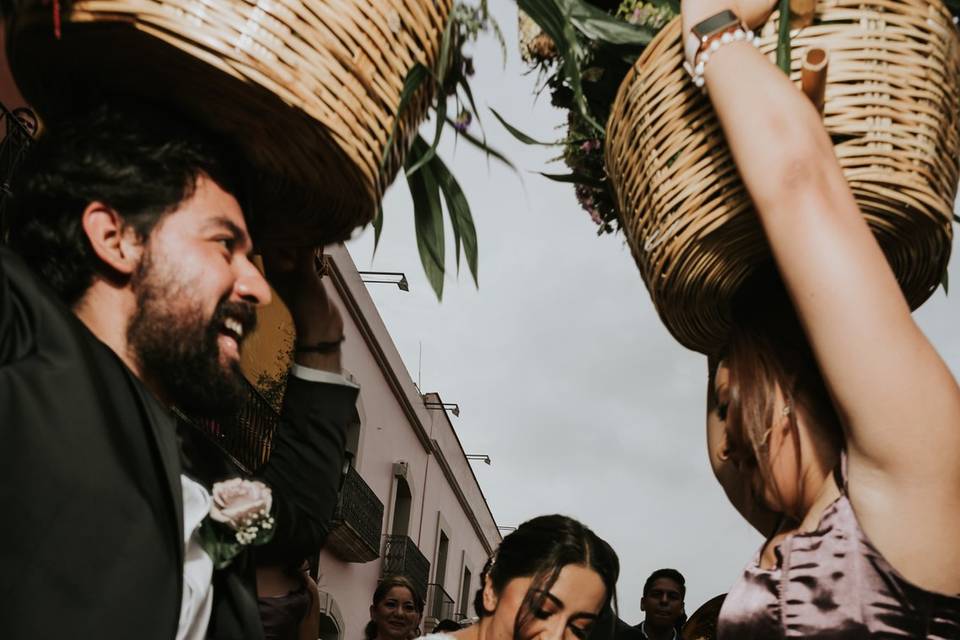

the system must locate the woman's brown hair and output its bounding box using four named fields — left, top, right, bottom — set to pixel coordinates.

left=720, top=272, right=844, bottom=517
left=364, top=575, right=424, bottom=640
